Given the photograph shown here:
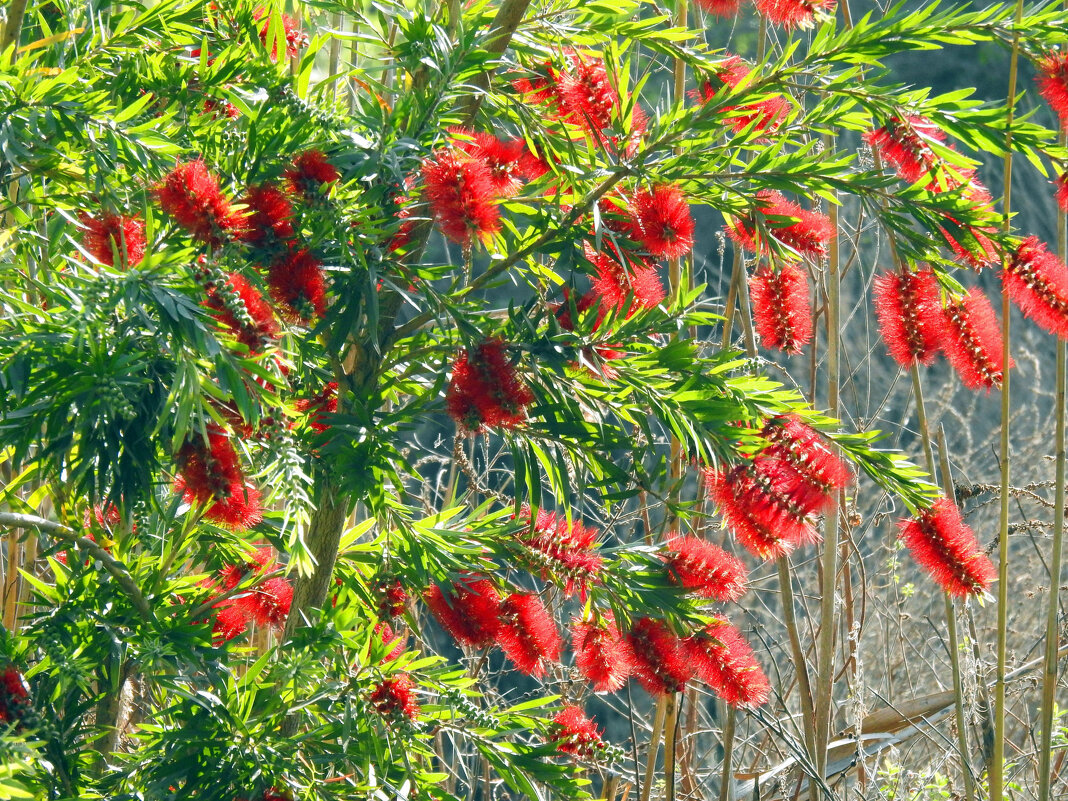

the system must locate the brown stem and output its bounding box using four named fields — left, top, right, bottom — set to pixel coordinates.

left=0, top=0, right=28, bottom=58
left=717, top=706, right=737, bottom=801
